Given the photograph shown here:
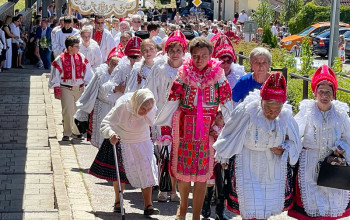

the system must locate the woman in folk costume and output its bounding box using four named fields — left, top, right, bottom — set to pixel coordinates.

left=74, top=51, right=120, bottom=148
left=155, top=37, right=234, bottom=220
left=125, top=39, right=157, bottom=93
left=79, top=26, right=103, bottom=72
left=144, top=30, right=187, bottom=203
left=107, top=32, right=132, bottom=59
left=101, top=36, right=142, bottom=105
left=89, top=88, right=160, bottom=216
left=201, top=33, right=245, bottom=220
left=288, top=65, right=350, bottom=220
left=213, top=72, right=302, bottom=220
left=212, top=34, right=245, bottom=90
